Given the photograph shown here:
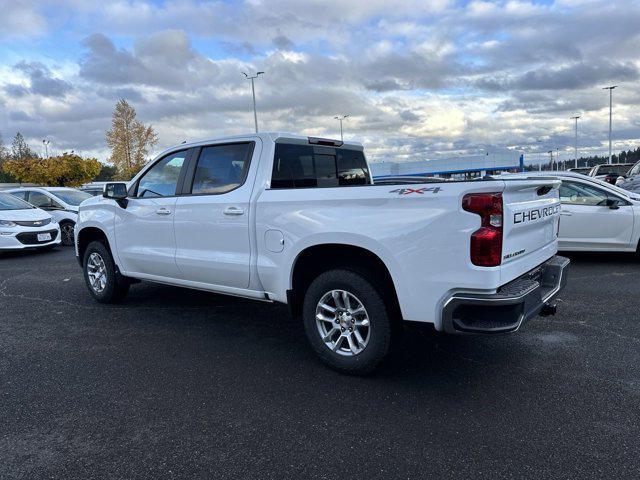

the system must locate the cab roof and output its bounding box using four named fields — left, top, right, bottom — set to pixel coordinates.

left=157, top=132, right=364, bottom=158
